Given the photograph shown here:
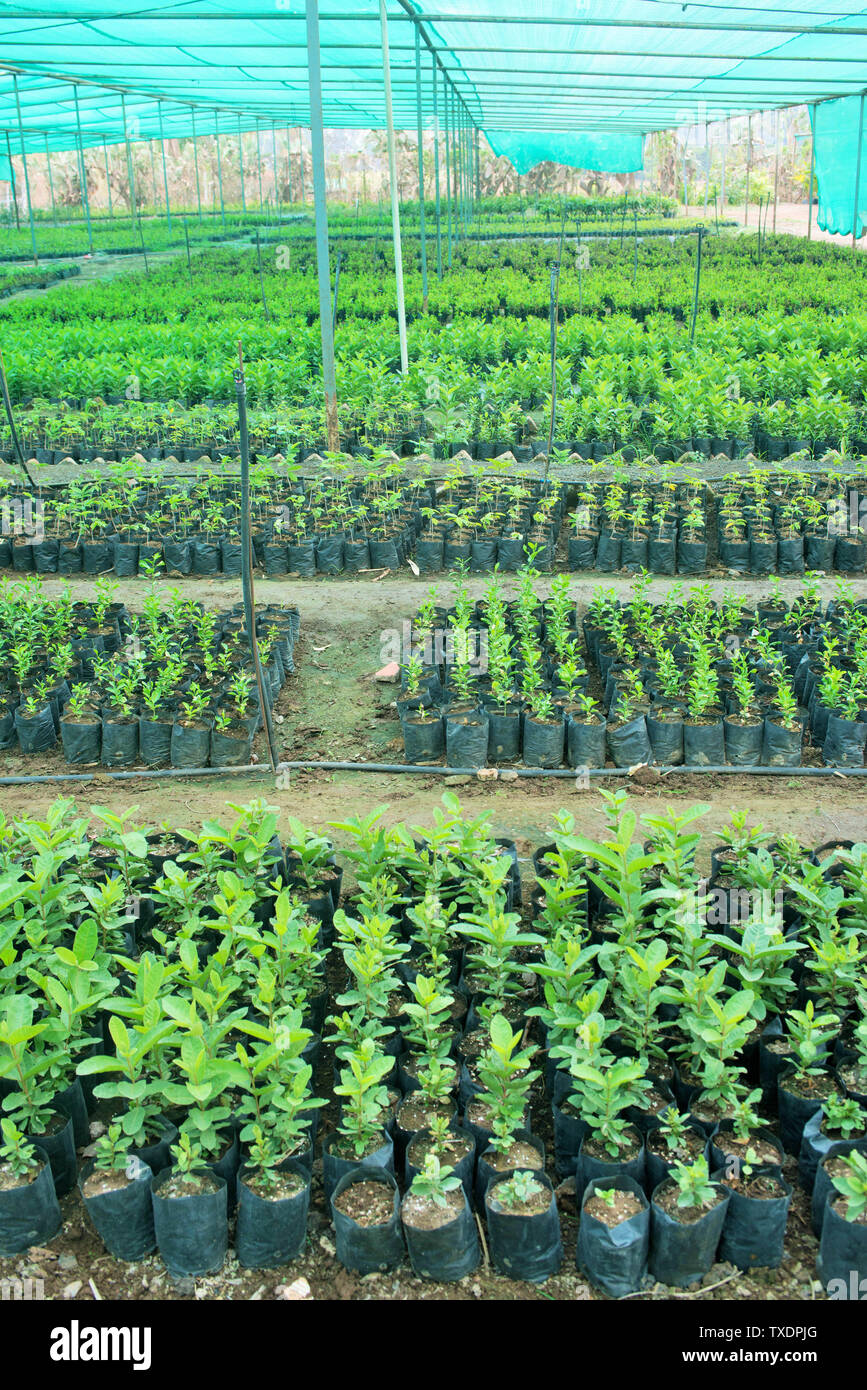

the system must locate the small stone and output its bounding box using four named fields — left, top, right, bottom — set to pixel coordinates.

left=499, top=769, right=519, bottom=781
left=476, top=768, right=498, bottom=780
left=373, top=662, right=400, bottom=683
left=471, top=1283, right=482, bottom=1298
left=172, top=1276, right=196, bottom=1295
left=88, top=1120, right=107, bottom=1139
left=62, top=1281, right=83, bottom=1300
left=57, top=1253, right=78, bottom=1271
left=444, top=775, right=471, bottom=786
left=282, top=1278, right=312, bottom=1301
left=318, top=1235, right=336, bottom=1257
